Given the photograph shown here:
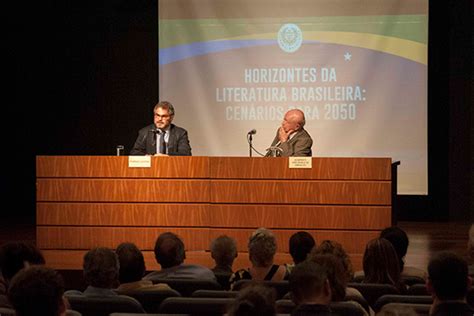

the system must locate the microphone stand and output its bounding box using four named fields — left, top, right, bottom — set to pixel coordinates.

left=248, top=133, right=253, bottom=157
